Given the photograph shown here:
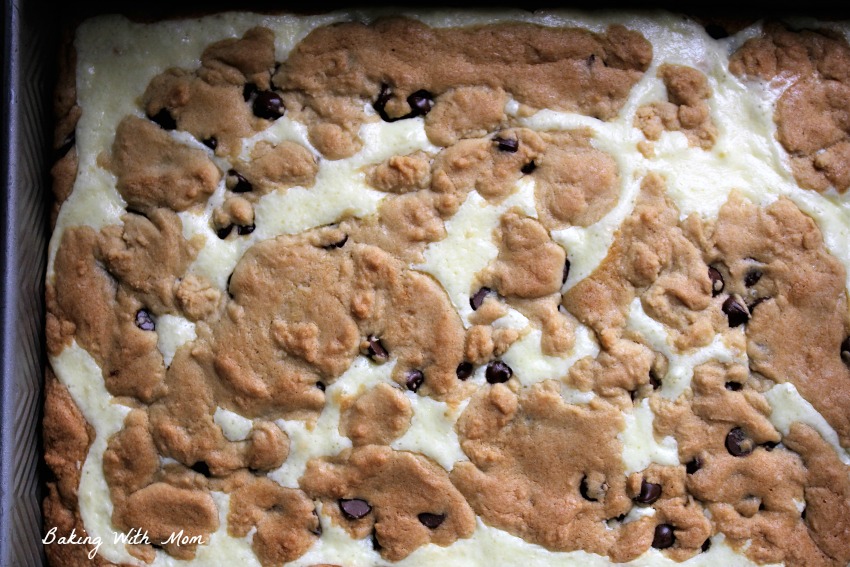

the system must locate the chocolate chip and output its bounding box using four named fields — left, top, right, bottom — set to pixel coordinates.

left=364, top=336, right=389, bottom=362
left=722, top=295, right=749, bottom=327
left=417, top=512, right=445, bottom=529
left=725, top=427, right=754, bottom=457
left=840, top=337, right=850, bottom=366
left=316, top=381, right=326, bottom=391
left=562, top=259, right=571, bottom=284
left=227, top=169, right=254, bottom=193
left=202, top=137, right=217, bottom=150
left=725, top=381, right=743, bottom=391
left=652, top=524, right=675, bottom=549
left=135, top=309, right=155, bottom=331
left=521, top=160, right=536, bottom=174
left=493, top=136, right=519, bottom=153
left=148, top=108, right=176, bottom=130
left=685, top=456, right=702, bottom=474
left=705, top=23, right=729, bottom=39
left=649, top=369, right=662, bottom=390
left=190, top=461, right=211, bottom=477
left=216, top=224, right=234, bottom=239
left=579, top=476, right=597, bottom=502
left=470, top=287, right=492, bottom=310
left=373, top=83, right=395, bottom=122
left=708, top=266, right=724, bottom=297
left=406, top=370, right=425, bottom=392
left=744, top=269, right=763, bottom=287
left=252, top=91, right=284, bottom=120
left=456, top=362, right=473, bottom=380
left=407, top=90, right=434, bottom=115
left=635, top=480, right=662, bottom=505
left=237, top=224, right=256, bottom=236
left=701, top=538, right=712, bottom=552
left=339, top=498, right=372, bottom=520
left=323, top=235, right=348, bottom=250
left=243, top=82, right=258, bottom=101
left=485, top=360, right=513, bottom=384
